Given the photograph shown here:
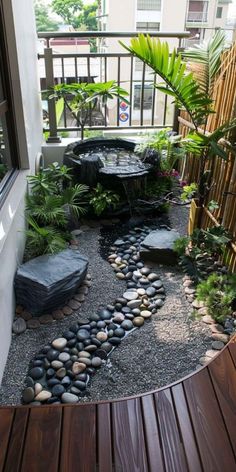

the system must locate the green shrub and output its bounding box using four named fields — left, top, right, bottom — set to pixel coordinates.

left=173, top=236, right=190, bottom=256
left=196, top=273, right=236, bottom=323
left=89, top=183, right=120, bottom=216
left=181, top=183, right=198, bottom=202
